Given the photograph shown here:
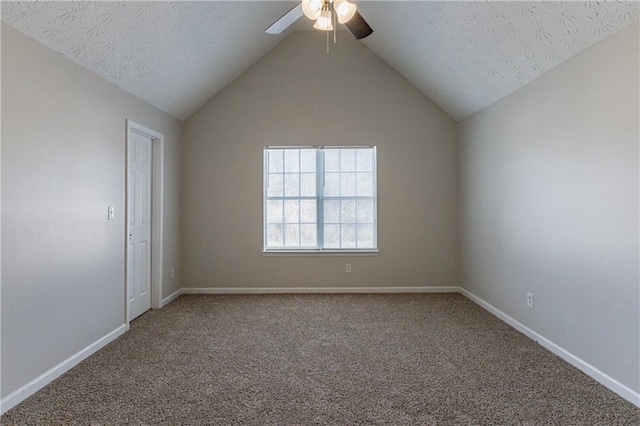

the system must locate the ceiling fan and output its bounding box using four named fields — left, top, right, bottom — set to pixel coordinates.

left=265, top=0, right=373, bottom=40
